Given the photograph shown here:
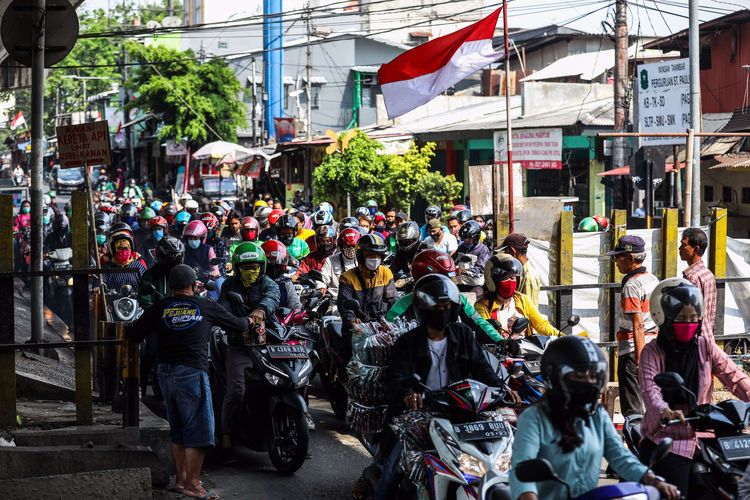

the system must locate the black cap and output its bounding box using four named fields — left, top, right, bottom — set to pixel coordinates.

left=607, top=235, right=646, bottom=256
left=168, top=264, right=197, bottom=289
